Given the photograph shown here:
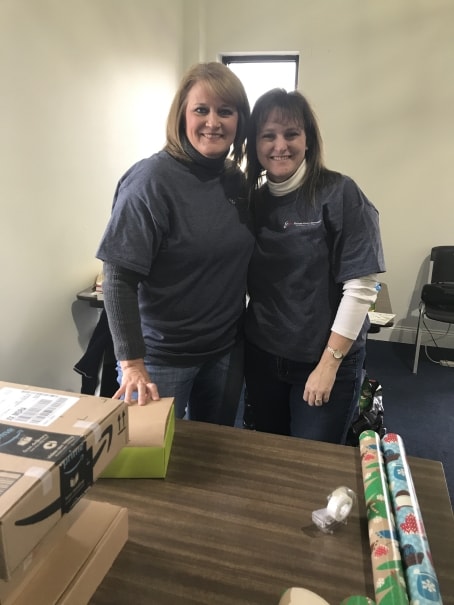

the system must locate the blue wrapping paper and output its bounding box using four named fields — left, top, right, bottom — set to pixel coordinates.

left=360, top=431, right=409, bottom=605
left=381, top=433, right=443, bottom=605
